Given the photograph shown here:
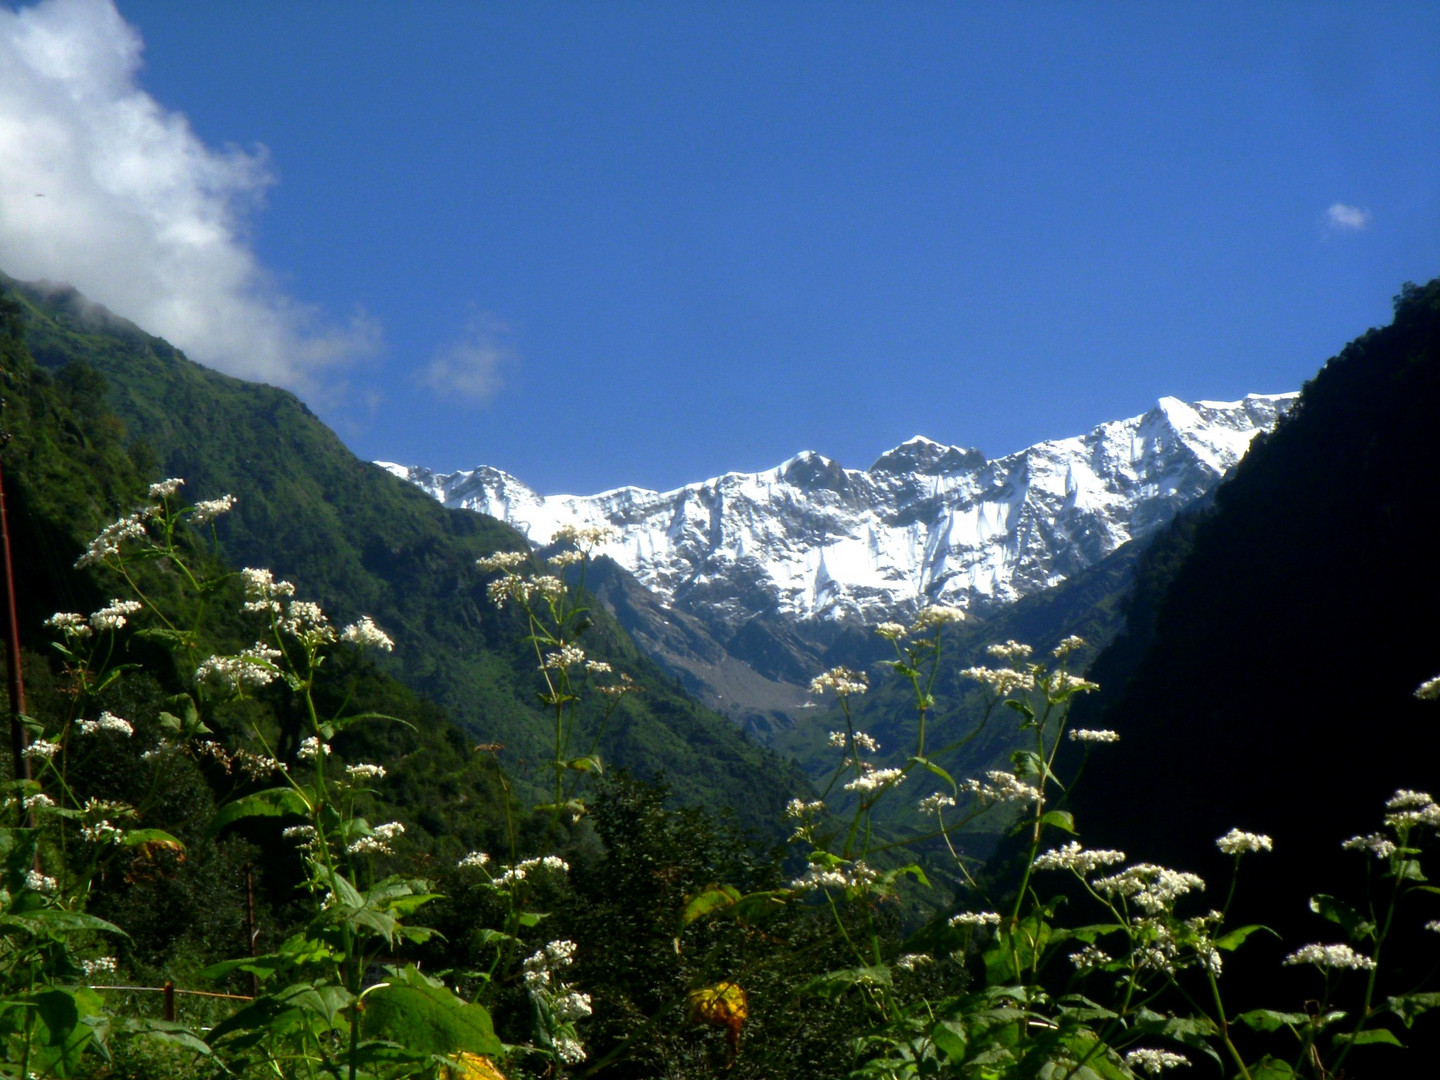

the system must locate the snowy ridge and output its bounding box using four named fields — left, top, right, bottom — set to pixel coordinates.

left=378, top=393, right=1295, bottom=627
